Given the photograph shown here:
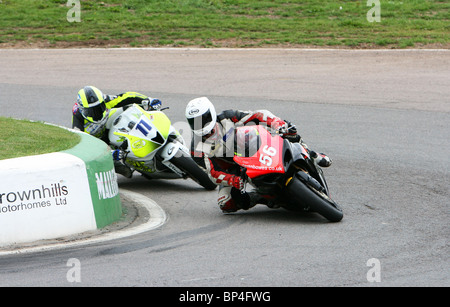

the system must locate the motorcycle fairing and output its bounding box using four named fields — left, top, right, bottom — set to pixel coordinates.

left=111, top=105, right=171, bottom=159
left=233, top=126, right=285, bottom=178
